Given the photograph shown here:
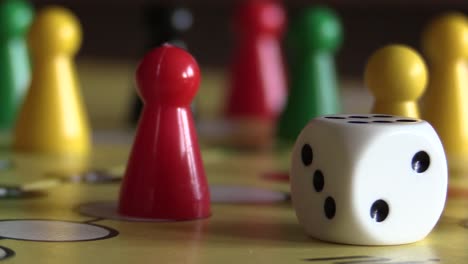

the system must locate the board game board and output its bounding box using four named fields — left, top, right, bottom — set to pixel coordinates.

left=0, top=61, right=465, bottom=264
